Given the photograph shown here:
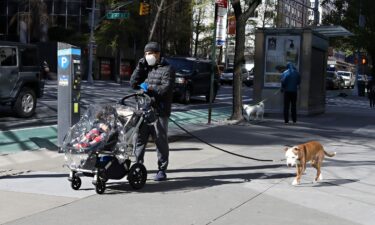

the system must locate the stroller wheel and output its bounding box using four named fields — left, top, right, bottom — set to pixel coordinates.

left=95, top=181, right=106, bottom=194
left=71, top=176, right=82, bottom=190
left=128, top=163, right=147, bottom=190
